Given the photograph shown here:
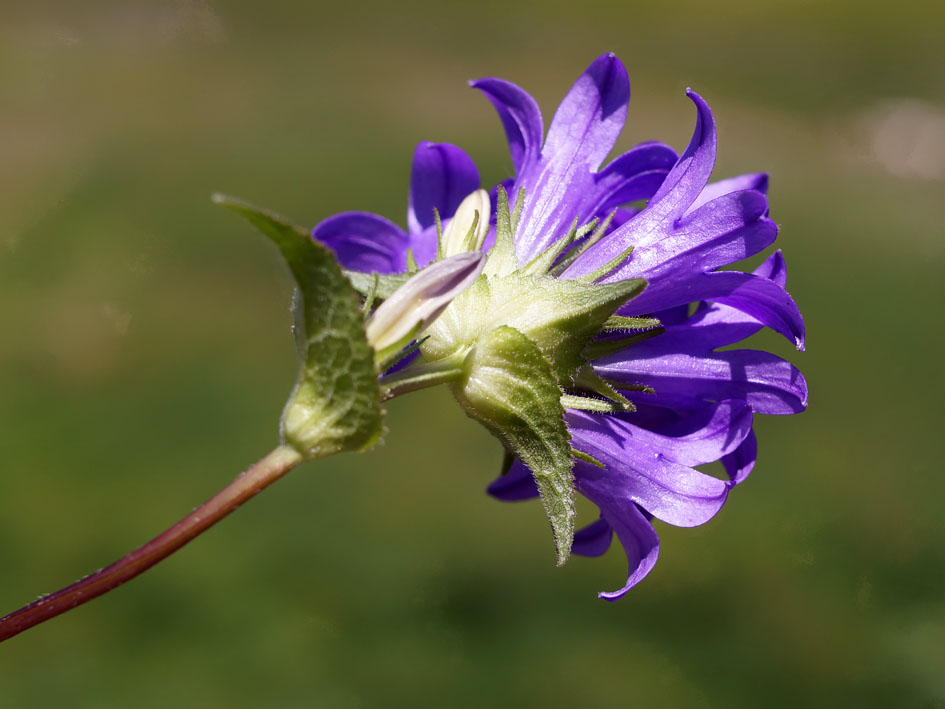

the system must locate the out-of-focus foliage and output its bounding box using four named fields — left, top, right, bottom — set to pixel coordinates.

left=1, top=1, right=942, bottom=707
